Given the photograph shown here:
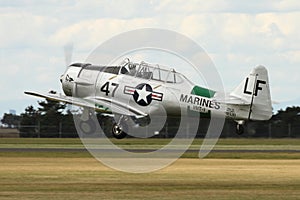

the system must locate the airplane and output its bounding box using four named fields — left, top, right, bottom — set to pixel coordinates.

left=25, top=58, right=272, bottom=139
